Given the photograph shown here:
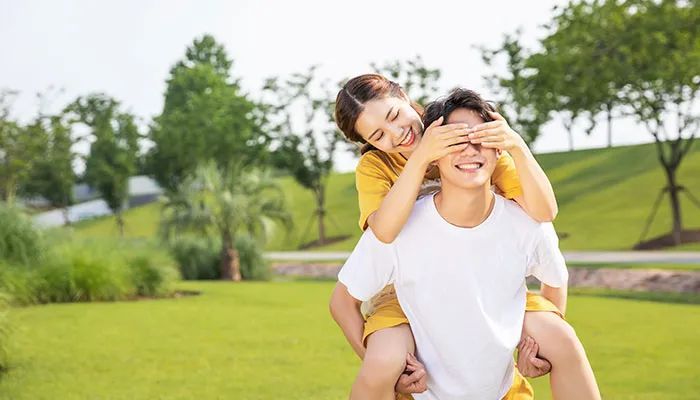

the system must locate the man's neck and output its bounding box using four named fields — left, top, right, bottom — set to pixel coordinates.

left=434, top=184, right=494, bottom=228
